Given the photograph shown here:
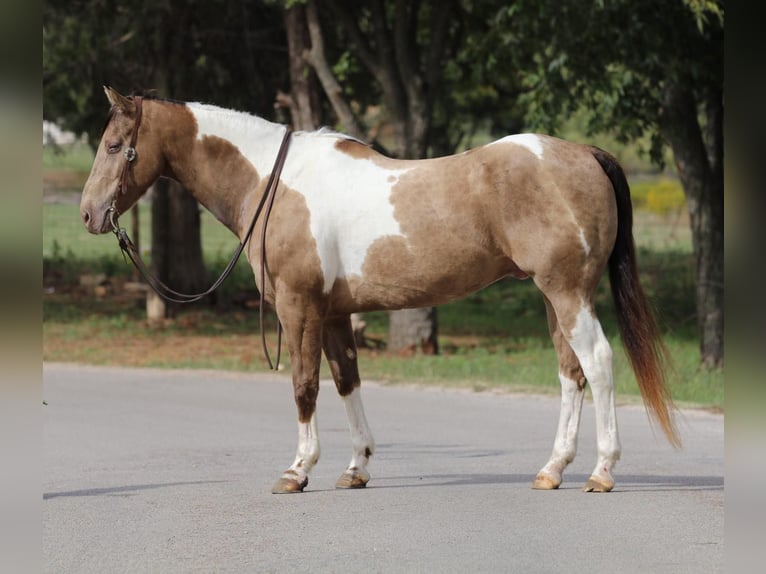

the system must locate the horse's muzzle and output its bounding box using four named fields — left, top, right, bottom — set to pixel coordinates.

left=80, top=205, right=112, bottom=235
